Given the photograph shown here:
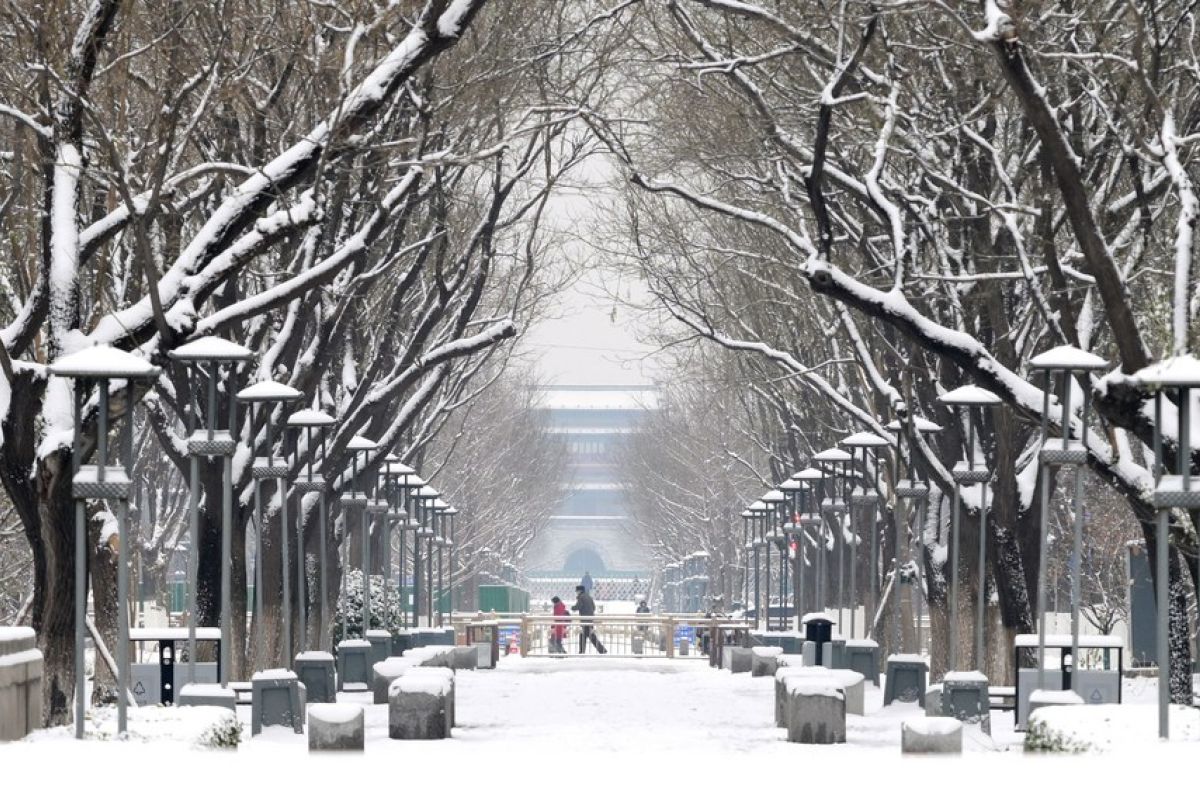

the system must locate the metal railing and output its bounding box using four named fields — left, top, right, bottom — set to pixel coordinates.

left=450, top=613, right=751, bottom=660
